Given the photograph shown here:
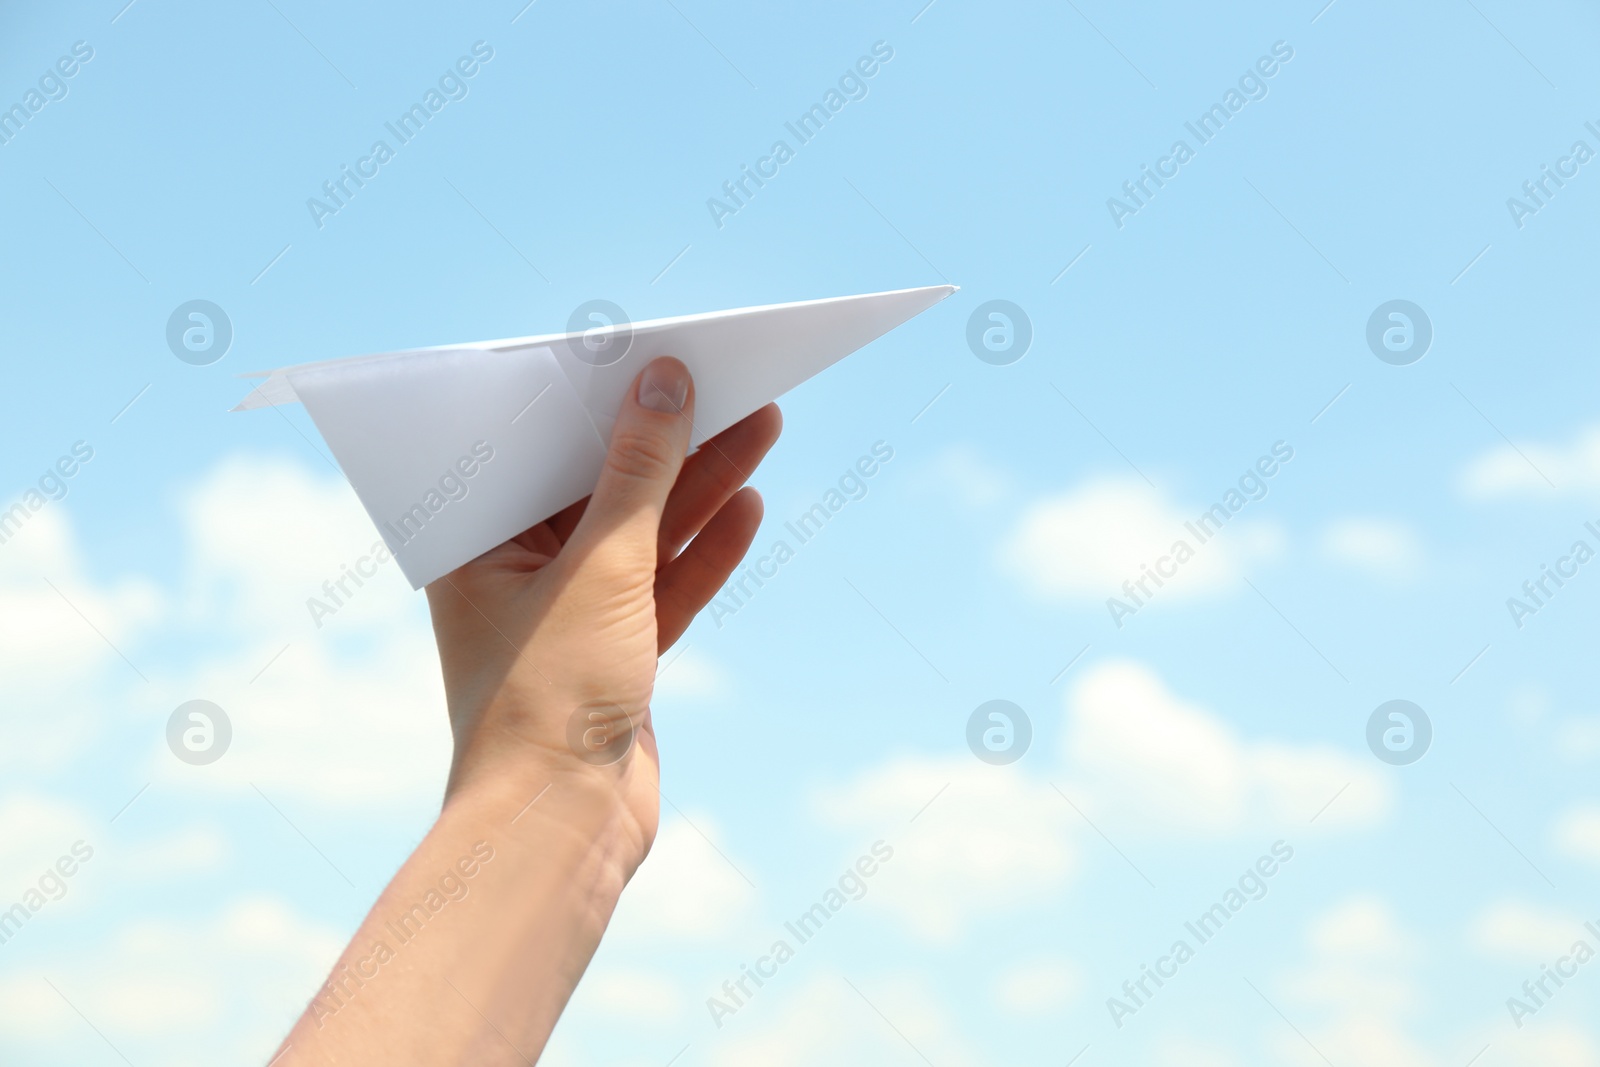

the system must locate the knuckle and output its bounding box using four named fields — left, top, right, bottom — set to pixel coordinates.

left=712, top=455, right=748, bottom=496
left=605, top=427, right=679, bottom=483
